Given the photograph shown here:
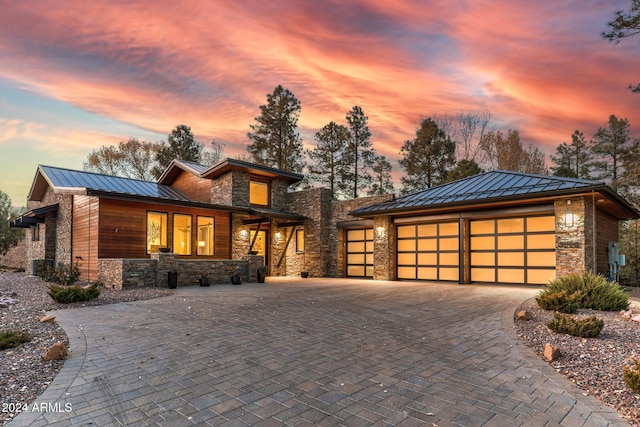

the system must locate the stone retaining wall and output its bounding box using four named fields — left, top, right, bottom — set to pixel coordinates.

left=98, top=253, right=264, bottom=289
